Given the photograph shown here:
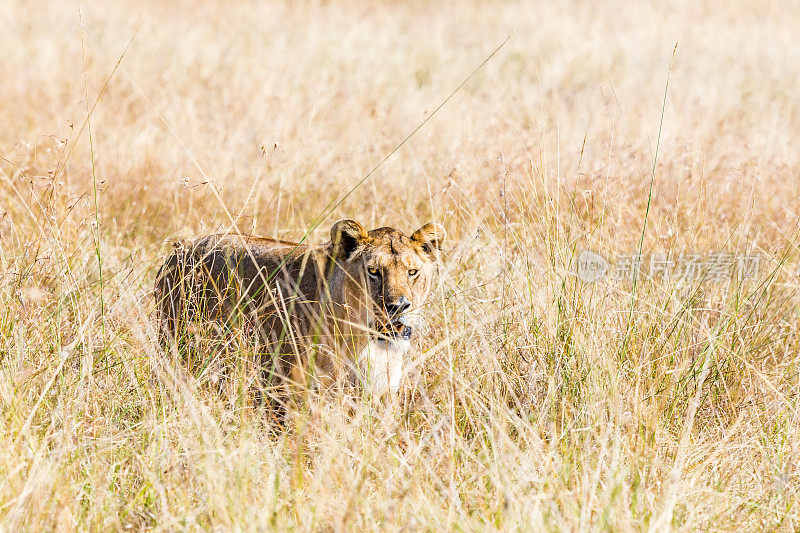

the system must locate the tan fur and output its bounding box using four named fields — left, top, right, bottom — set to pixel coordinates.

left=154, top=219, right=445, bottom=397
